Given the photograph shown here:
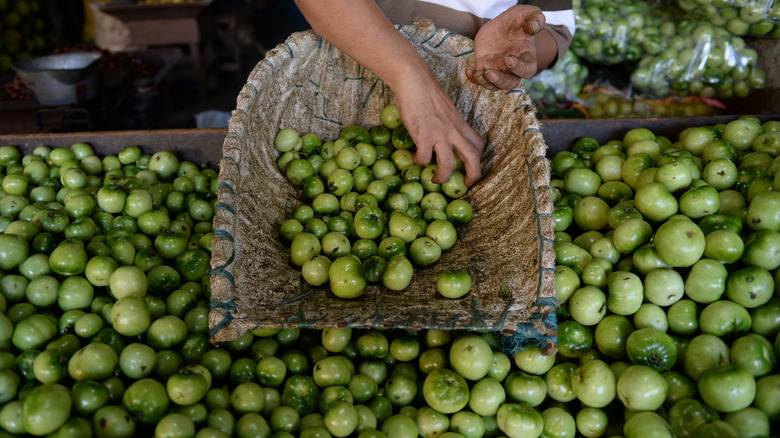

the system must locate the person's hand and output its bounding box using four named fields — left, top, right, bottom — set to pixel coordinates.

left=393, top=77, right=485, bottom=186
left=465, top=5, right=547, bottom=91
